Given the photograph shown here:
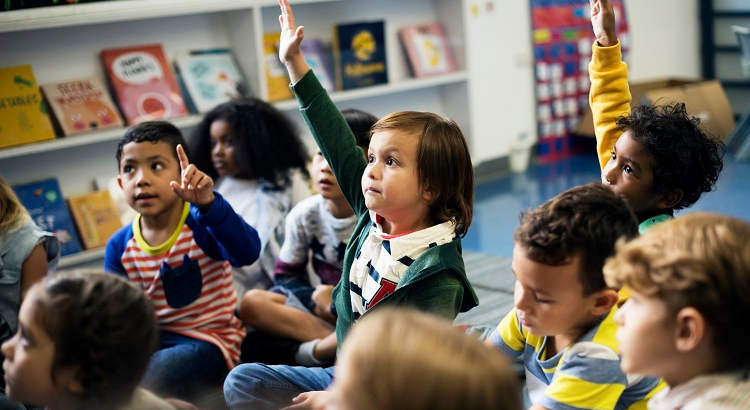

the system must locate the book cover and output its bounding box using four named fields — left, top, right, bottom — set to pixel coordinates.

left=263, top=32, right=293, bottom=102
left=101, top=44, right=187, bottom=125
left=41, top=76, right=124, bottom=136
left=399, top=23, right=458, bottom=78
left=301, top=39, right=336, bottom=92
left=67, top=190, right=123, bottom=250
left=0, top=65, right=56, bottom=149
left=333, top=20, right=388, bottom=90
left=12, top=178, right=82, bottom=257
left=174, top=49, right=248, bottom=113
